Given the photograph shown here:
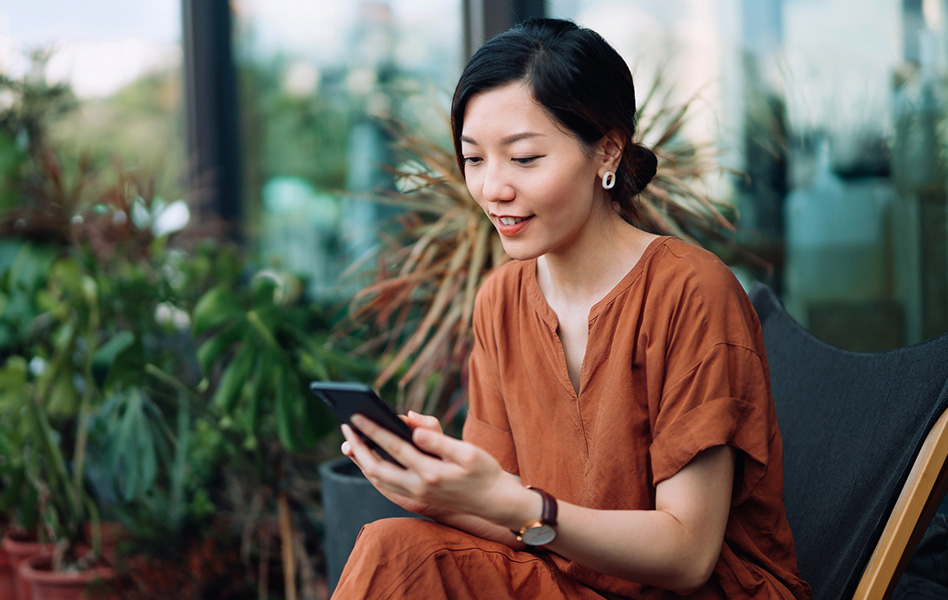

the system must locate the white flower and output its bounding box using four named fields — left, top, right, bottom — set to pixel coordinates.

left=155, top=302, right=191, bottom=329
left=28, top=357, right=47, bottom=376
